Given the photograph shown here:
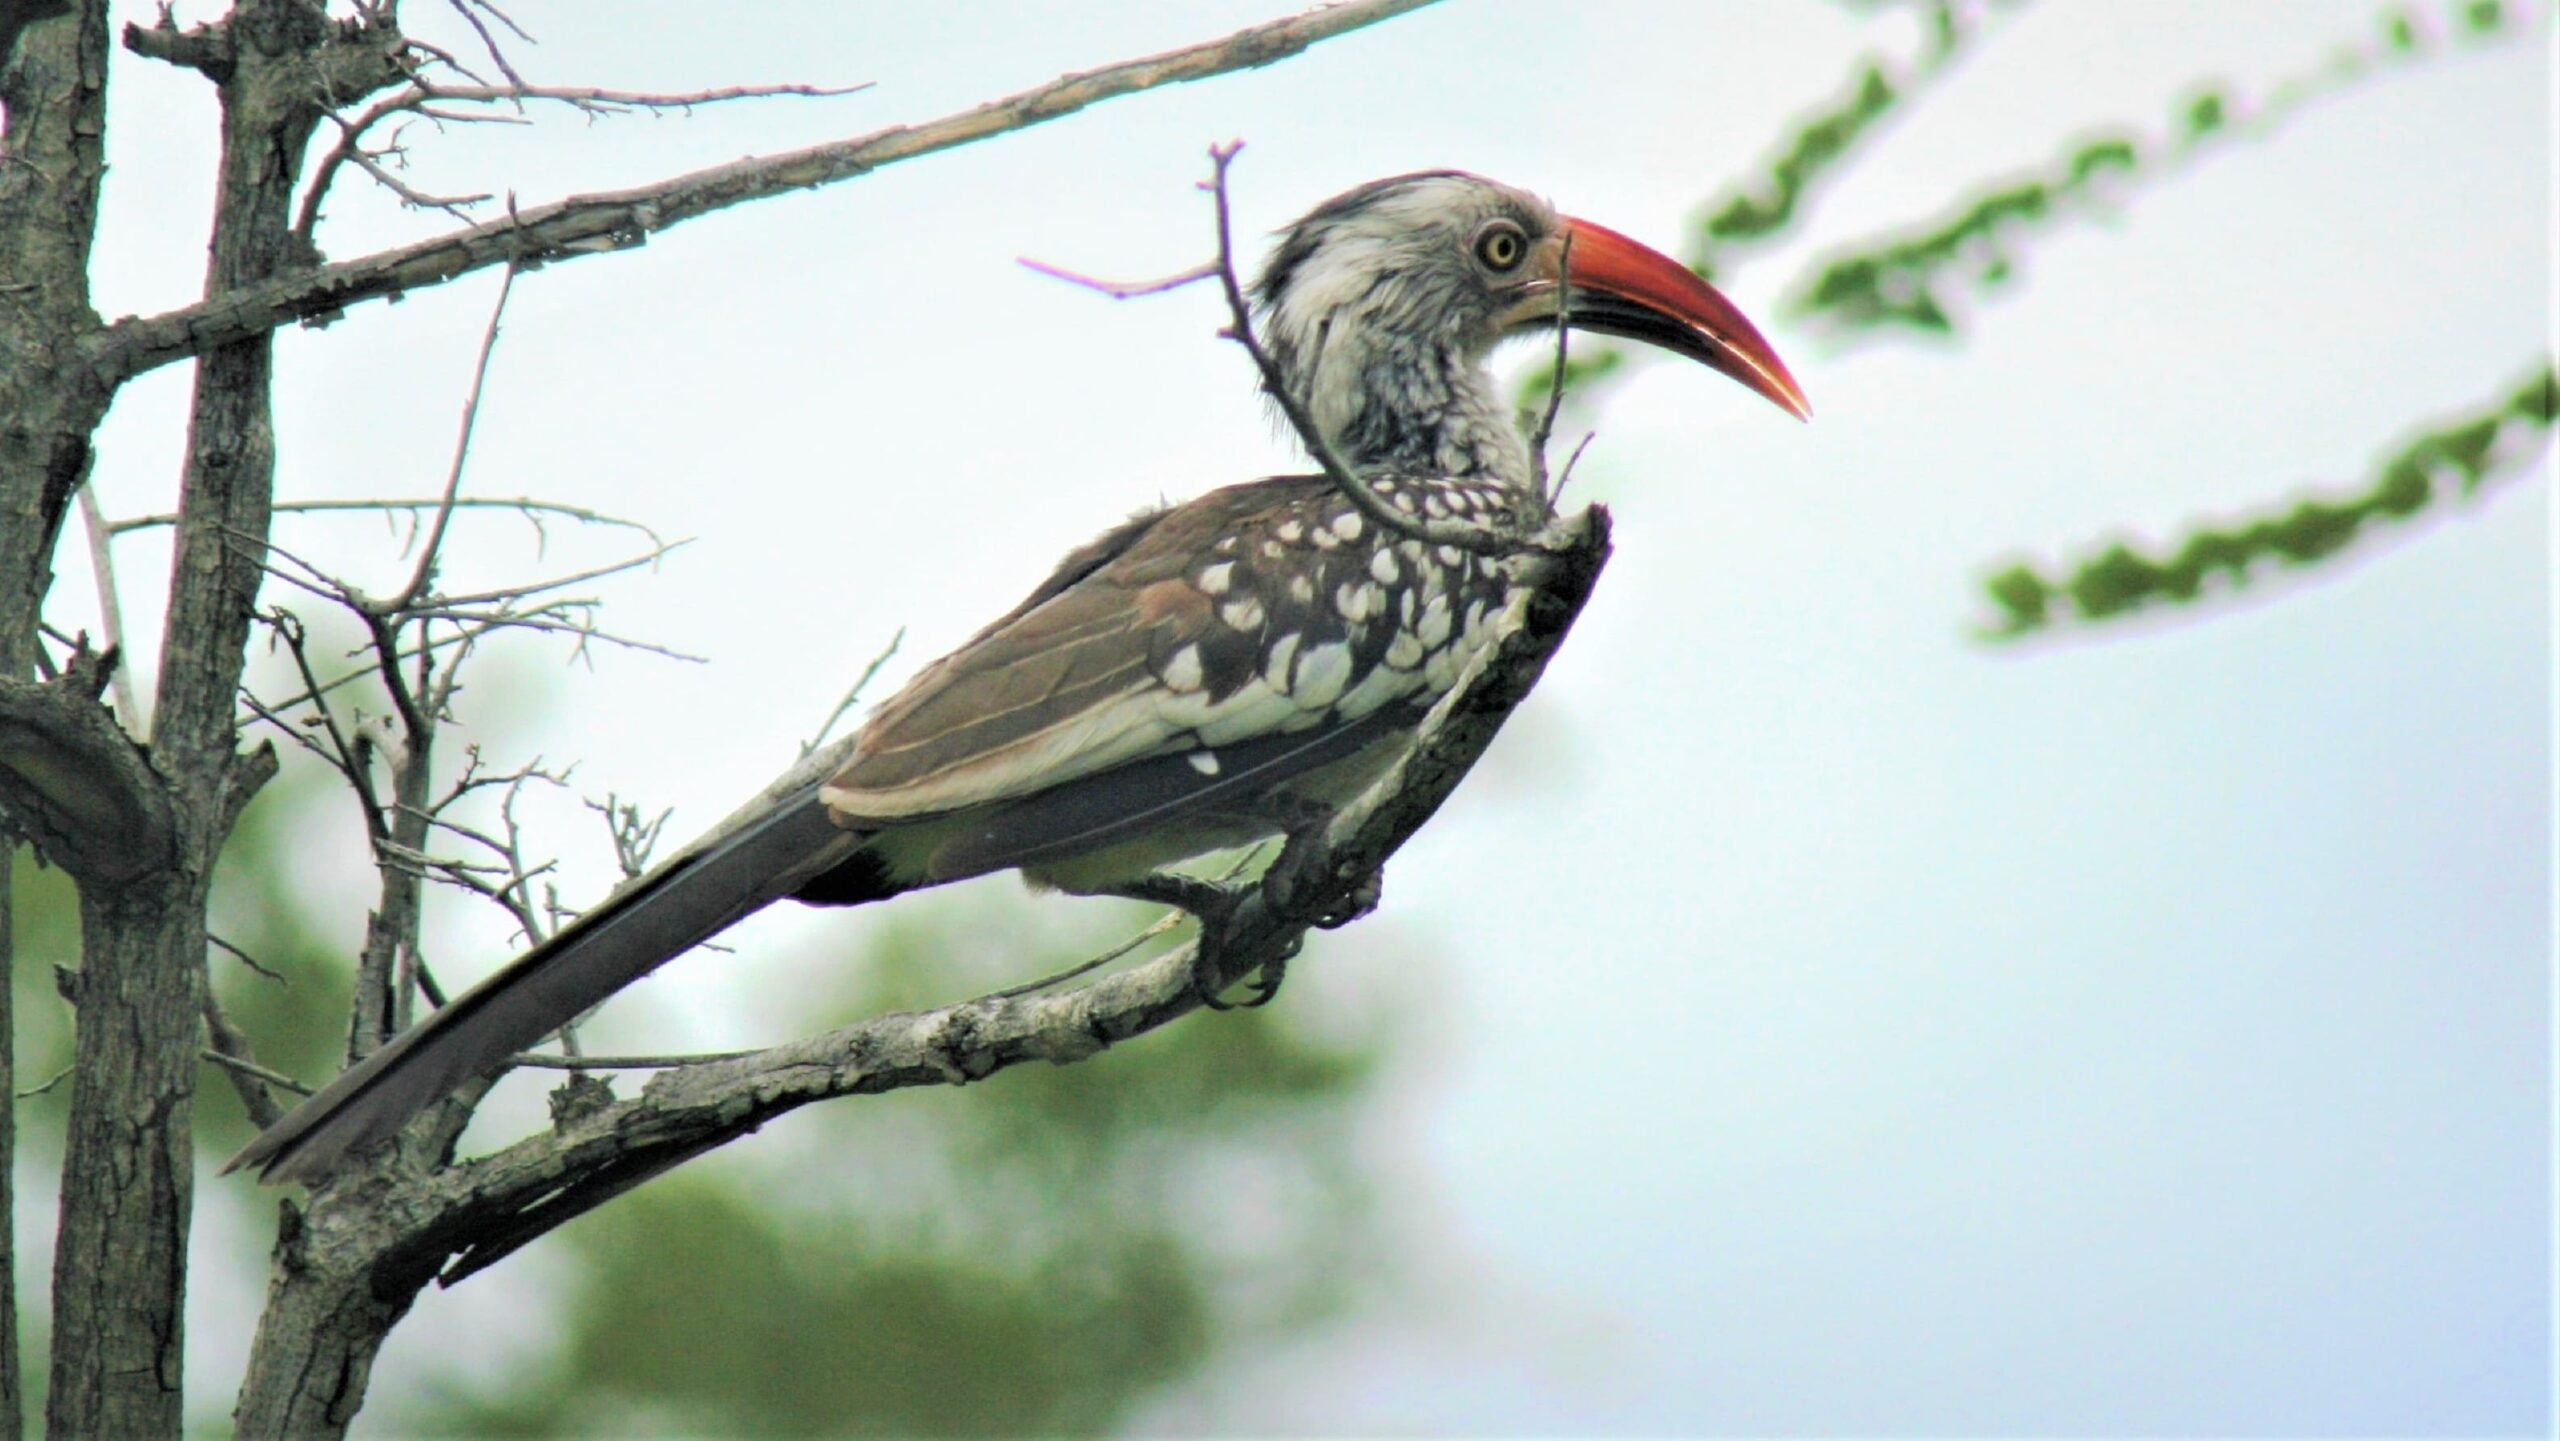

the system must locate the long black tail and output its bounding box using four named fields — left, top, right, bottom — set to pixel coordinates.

left=226, top=787, right=886, bottom=1184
